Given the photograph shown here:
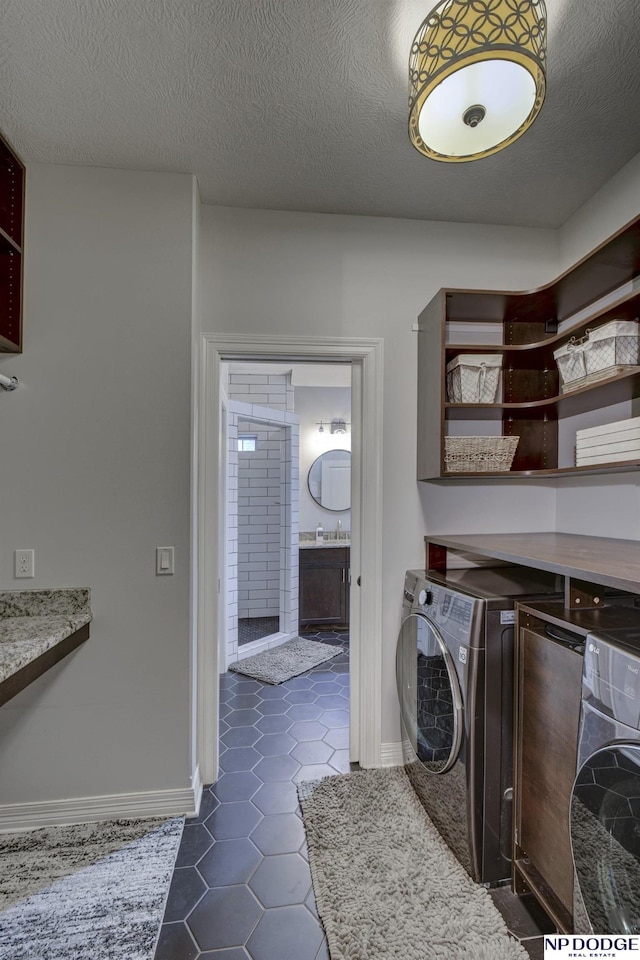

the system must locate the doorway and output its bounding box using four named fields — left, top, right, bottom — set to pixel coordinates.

left=221, top=364, right=352, bottom=669
left=196, top=333, right=383, bottom=786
